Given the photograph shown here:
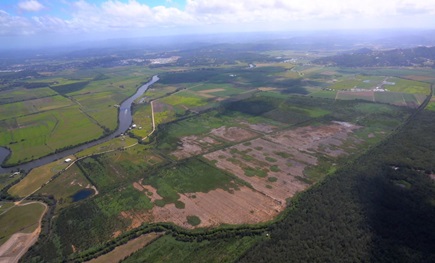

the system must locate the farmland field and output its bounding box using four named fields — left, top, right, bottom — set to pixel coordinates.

left=0, top=70, right=153, bottom=165
left=0, top=202, right=45, bottom=245
left=3, top=38, right=435, bottom=263
left=36, top=164, right=92, bottom=210
left=8, top=158, right=73, bottom=197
